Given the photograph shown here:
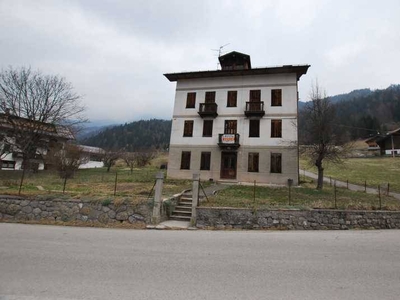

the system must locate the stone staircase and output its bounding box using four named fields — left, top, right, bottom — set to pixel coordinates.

left=169, top=192, right=194, bottom=222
